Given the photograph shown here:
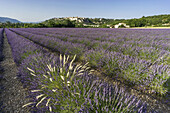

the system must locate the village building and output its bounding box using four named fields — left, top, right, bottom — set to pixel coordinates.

left=114, top=23, right=130, bottom=28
